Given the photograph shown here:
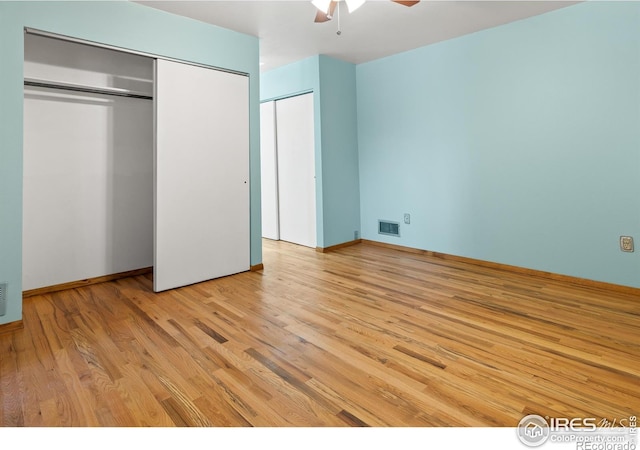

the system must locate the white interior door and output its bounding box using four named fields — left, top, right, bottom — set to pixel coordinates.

left=276, top=93, right=316, bottom=248
left=260, top=101, right=279, bottom=240
left=154, top=59, right=250, bottom=292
